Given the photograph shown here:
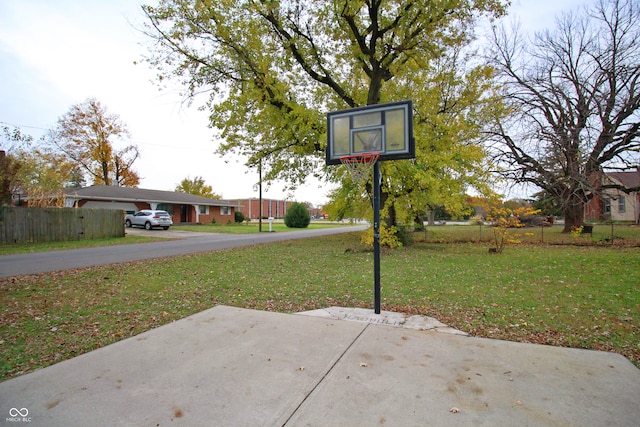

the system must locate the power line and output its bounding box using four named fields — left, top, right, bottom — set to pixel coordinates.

left=0, top=120, right=51, bottom=132
left=1, top=120, right=216, bottom=152
left=129, top=140, right=216, bottom=152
